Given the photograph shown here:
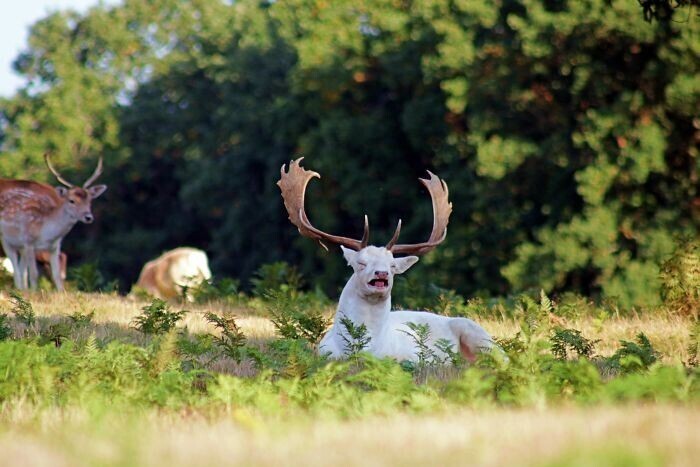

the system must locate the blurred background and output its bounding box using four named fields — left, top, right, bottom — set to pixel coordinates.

left=0, top=0, right=697, bottom=308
